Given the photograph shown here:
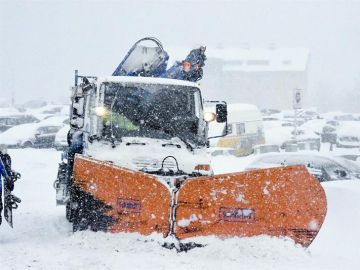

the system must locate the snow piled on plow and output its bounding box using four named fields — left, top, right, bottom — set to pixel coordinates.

left=0, top=149, right=359, bottom=269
